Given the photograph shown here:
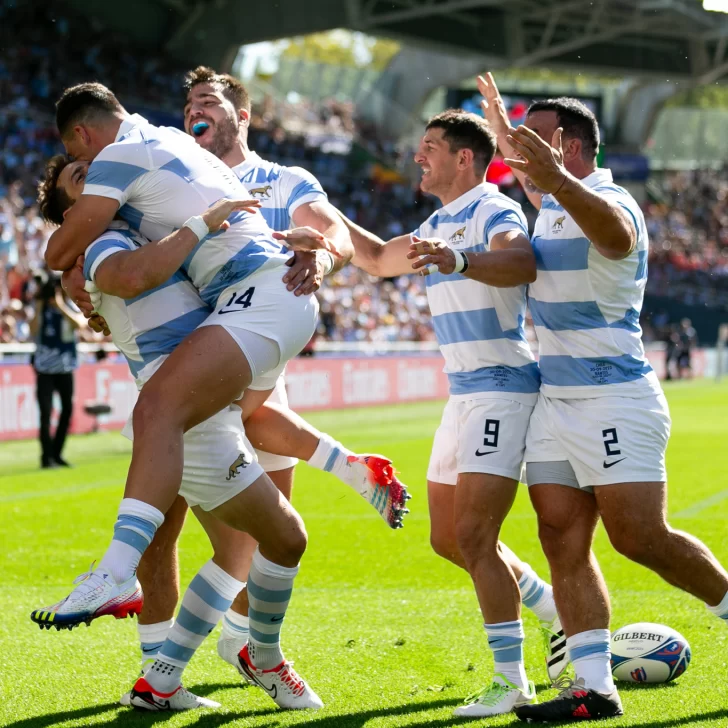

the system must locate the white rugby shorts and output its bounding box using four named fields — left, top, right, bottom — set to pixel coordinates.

left=427, top=396, right=534, bottom=484
left=251, top=374, right=299, bottom=473
left=200, top=265, right=319, bottom=386
left=525, top=392, right=671, bottom=488
left=122, top=405, right=264, bottom=511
